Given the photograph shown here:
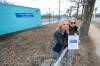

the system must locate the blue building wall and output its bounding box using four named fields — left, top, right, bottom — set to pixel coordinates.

left=0, top=3, right=41, bottom=35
